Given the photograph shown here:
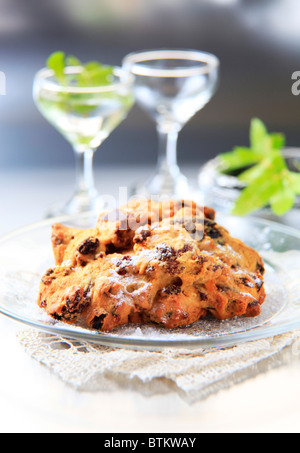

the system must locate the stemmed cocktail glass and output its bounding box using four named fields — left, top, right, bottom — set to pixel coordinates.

left=33, top=66, right=134, bottom=217
left=122, top=49, right=219, bottom=199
